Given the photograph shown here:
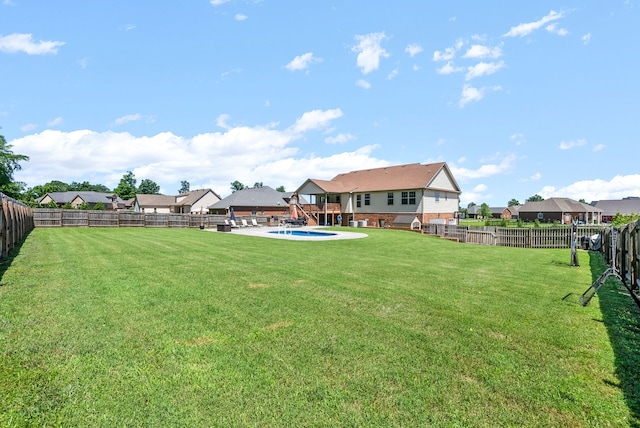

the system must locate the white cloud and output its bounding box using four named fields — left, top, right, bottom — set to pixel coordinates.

left=352, top=32, right=389, bottom=74
left=433, top=39, right=464, bottom=61
left=0, top=33, right=65, bottom=55
left=325, top=133, right=356, bottom=144
left=405, top=43, right=423, bottom=57
left=112, top=114, right=142, bottom=127
left=459, top=84, right=484, bottom=107
left=210, top=0, right=230, bottom=5
left=11, top=110, right=386, bottom=197
left=593, top=144, right=606, bottom=152
left=530, top=172, right=542, bottom=181
left=545, top=23, right=568, bottom=36
left=47, top=117, right=63, bottom=127
left=462, top=44, right=503, bottom=59
left=465, top=61, right=505, bottom=81
left=216, top=114, right=231, bottom=130
left=450, top=154, right=516, bottom=180
left=436, top=61, right=463, bottom=75
left=387, top=69, right=399, bottom=79
left=287, top=108, right=343, bottom=135
left=412, top=64, right=419, bottom=71
left=460, top=183, right=490, bottom=206
left=356, top=79, right=371, bottom=89
left=582, top=33, right=592, bottom=45
left=510, top=133, right=526, bottom=146
left=234, top=13, right=248, bottom=21
left=559, top=139, right=587, bottom=150
left=503, top=10, right=564, bottom=38
left=285, top=52, right=321, bottom=72
left=539, top=174, right=640, bottom=202
left=20, top=123, right=37, bottom=133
